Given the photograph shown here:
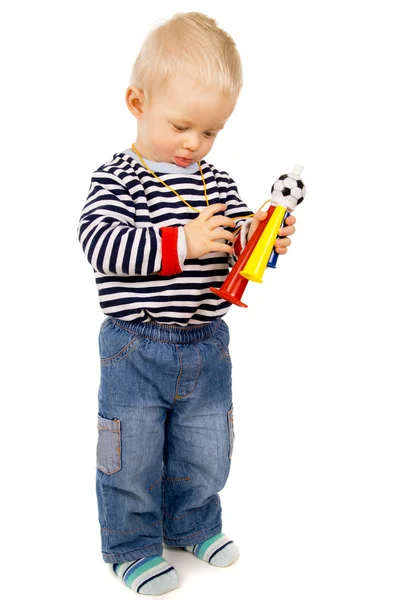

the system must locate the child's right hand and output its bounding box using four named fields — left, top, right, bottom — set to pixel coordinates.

left=183, top=204, right=237, bottom=260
